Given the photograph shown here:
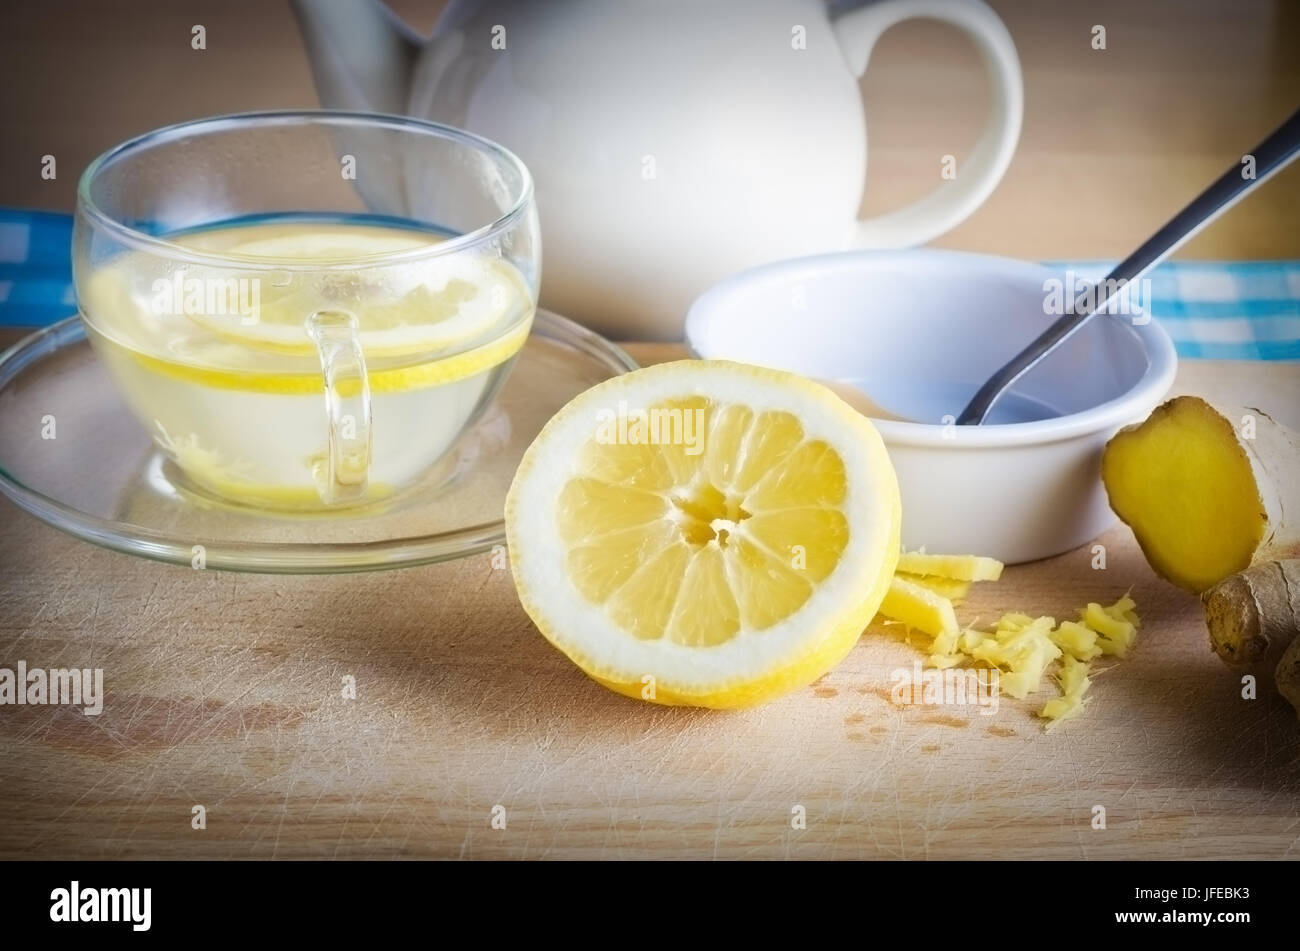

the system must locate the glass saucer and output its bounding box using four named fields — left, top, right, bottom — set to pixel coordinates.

left=0, top=310, right=636, bottom=573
